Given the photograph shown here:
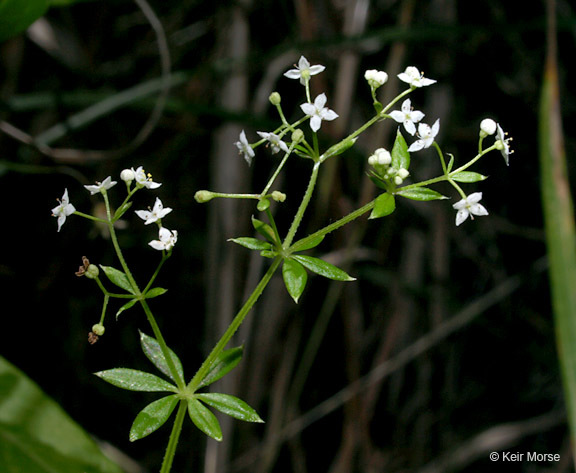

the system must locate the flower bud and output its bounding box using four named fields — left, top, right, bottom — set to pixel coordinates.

left=364, top=69, right=388, bottom=88
left=375, top=148, right=392, bottom=165
left=291, top=129, right=304, bottom=143
left=120, top=169, right=135, bottom=182
left=92, top=324, right=105, bottom=336
left=397, top=168, right=410, bottom=179
left=271, top=191, right=286, bottom=202
left=269, top=92, right=281, bottom=105
left=480, top=118, right=497, bottom=137
left=194, top=190, right=215, bottom=203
